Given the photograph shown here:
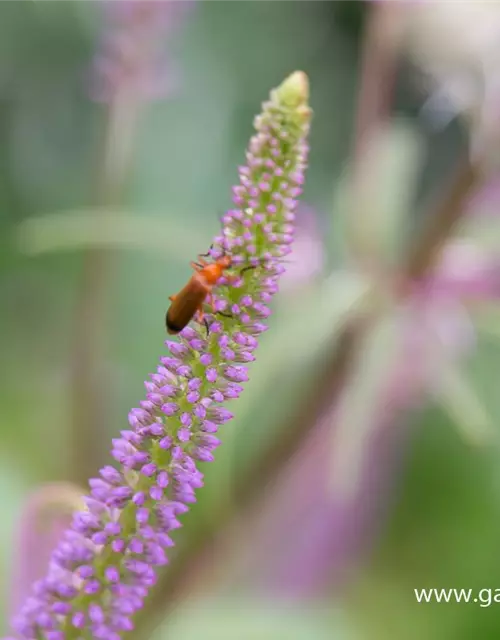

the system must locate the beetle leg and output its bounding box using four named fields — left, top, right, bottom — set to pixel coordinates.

left=197, top=255, right=210, bottom=266
left=207, top=291, right=232, bottom=319
left=240, top=265, right=257, bottom=275
left=195, top=305, right=205, bottom=323
left=199, top=244, right=214, bottom=258
left=190, top=261, right=204, bottom=271
left=195, top=306, right=210, bottom=337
